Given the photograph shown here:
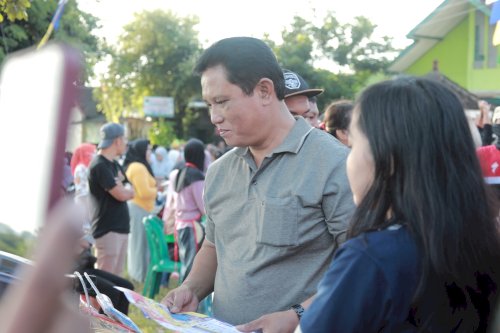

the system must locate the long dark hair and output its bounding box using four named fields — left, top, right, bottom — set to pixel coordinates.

left=348, top=77, right=500, bottom=326
left=123, top=139, right=154, bottom=177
